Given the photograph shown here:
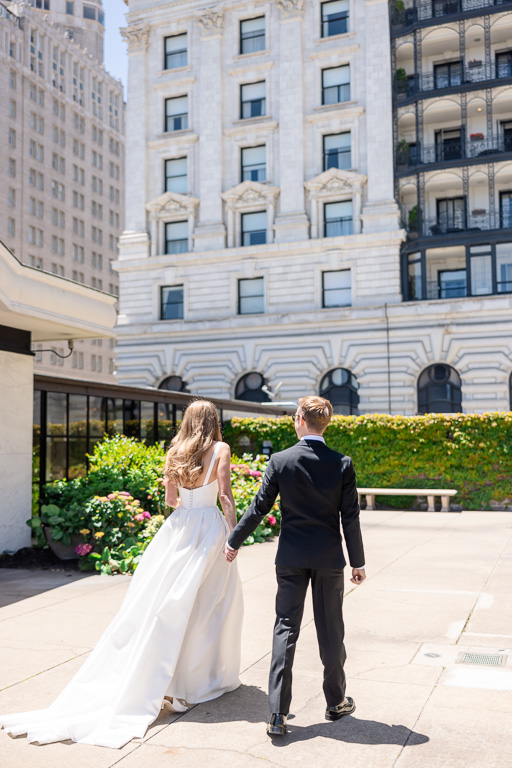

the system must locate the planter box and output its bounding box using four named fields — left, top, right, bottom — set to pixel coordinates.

left=468, top=61, right=482, bottom=69
left=43, top=526, right=83, bottom=560
left=470, top=134, right=484, bottom=141
left=471, top=209, right=486, bottom=216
